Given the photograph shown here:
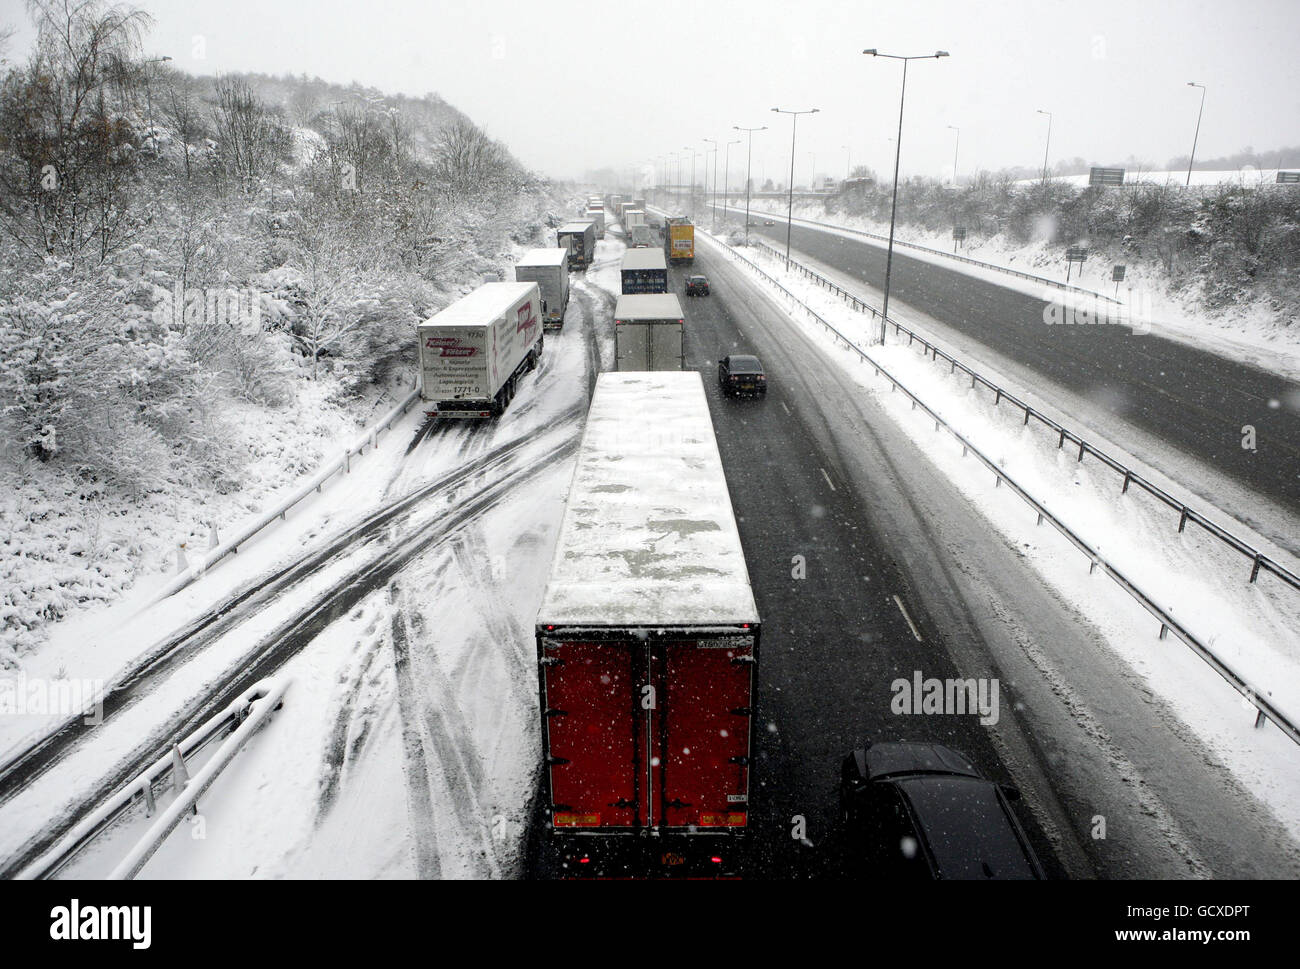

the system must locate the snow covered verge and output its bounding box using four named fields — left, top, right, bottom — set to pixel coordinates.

left=735, top=194, right=1300, bottom=381
left=701, top=231, right=1300, bottom=839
